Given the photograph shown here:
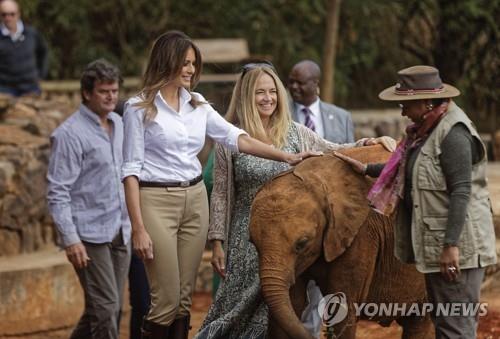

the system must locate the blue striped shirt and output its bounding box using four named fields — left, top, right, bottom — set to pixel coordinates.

left=47, top=104, right=130, bottom=247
